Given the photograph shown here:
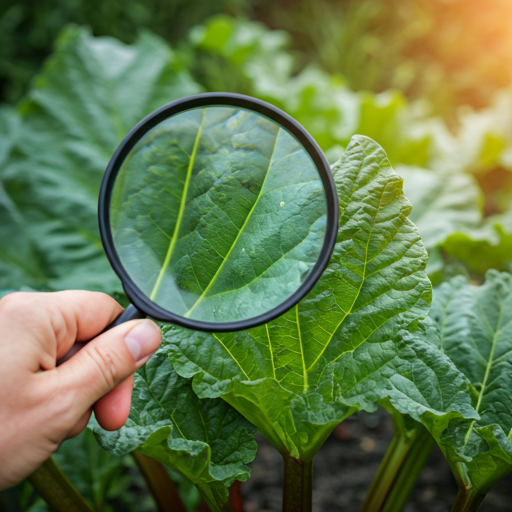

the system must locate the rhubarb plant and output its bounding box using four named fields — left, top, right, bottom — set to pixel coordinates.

left=364, top=270, right=512, bottom=512
left=1, top=21, right=508, bottom=512
left=161, top=135, right=478, bottom=510
left=428, top=271, right=512, bottom=511
left=0, top=25, right=202, bottom=293
left=360, top=402, right=434, bottom=512
left=91, top=350, right=257, bottom=512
